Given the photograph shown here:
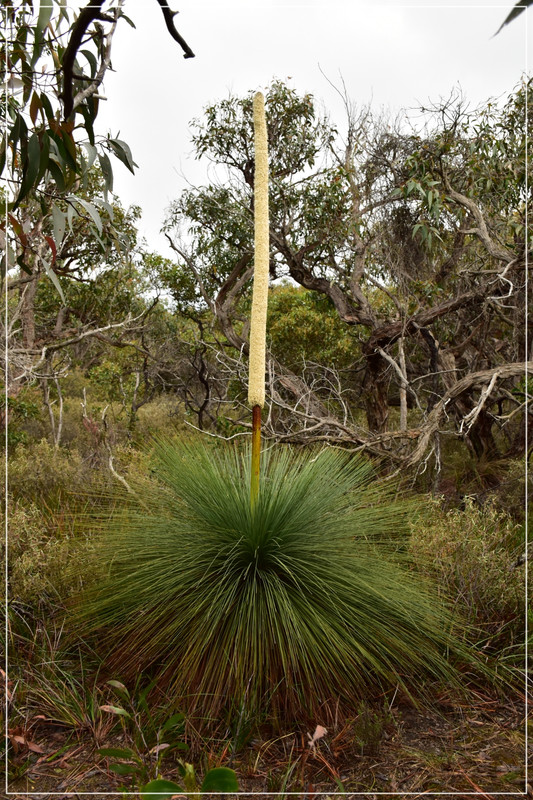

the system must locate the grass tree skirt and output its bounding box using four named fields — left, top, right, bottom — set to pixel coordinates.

left=73, top=440, right=486, bottom=723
